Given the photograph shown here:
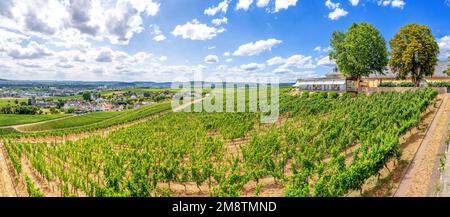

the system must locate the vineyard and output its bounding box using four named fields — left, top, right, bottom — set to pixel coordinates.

left=0, top=88, right=439, bottom=197
left=16, top=111, right=124, bottom=132
left=0, top=102, right=172, bottom=138
left=0, top=114, right=71, bottom=127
